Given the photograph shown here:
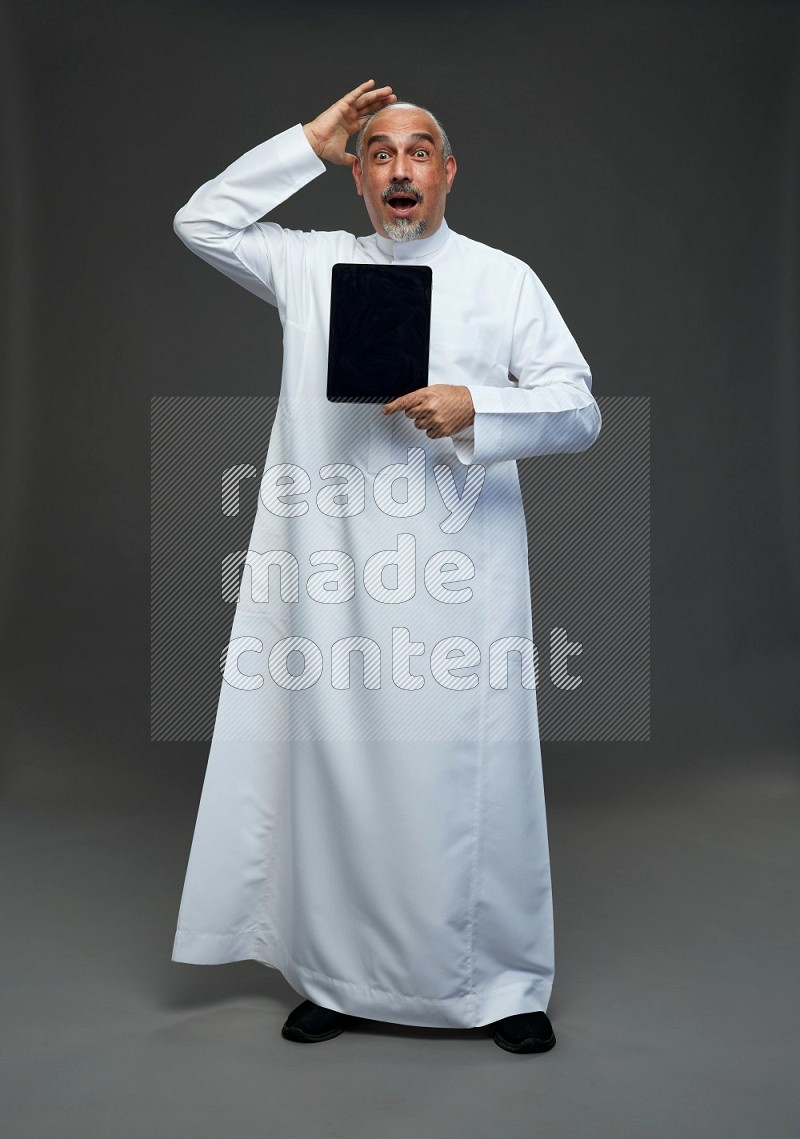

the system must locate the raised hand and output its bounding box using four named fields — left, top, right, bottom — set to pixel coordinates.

left=303, top=80, right=397, bottom=168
